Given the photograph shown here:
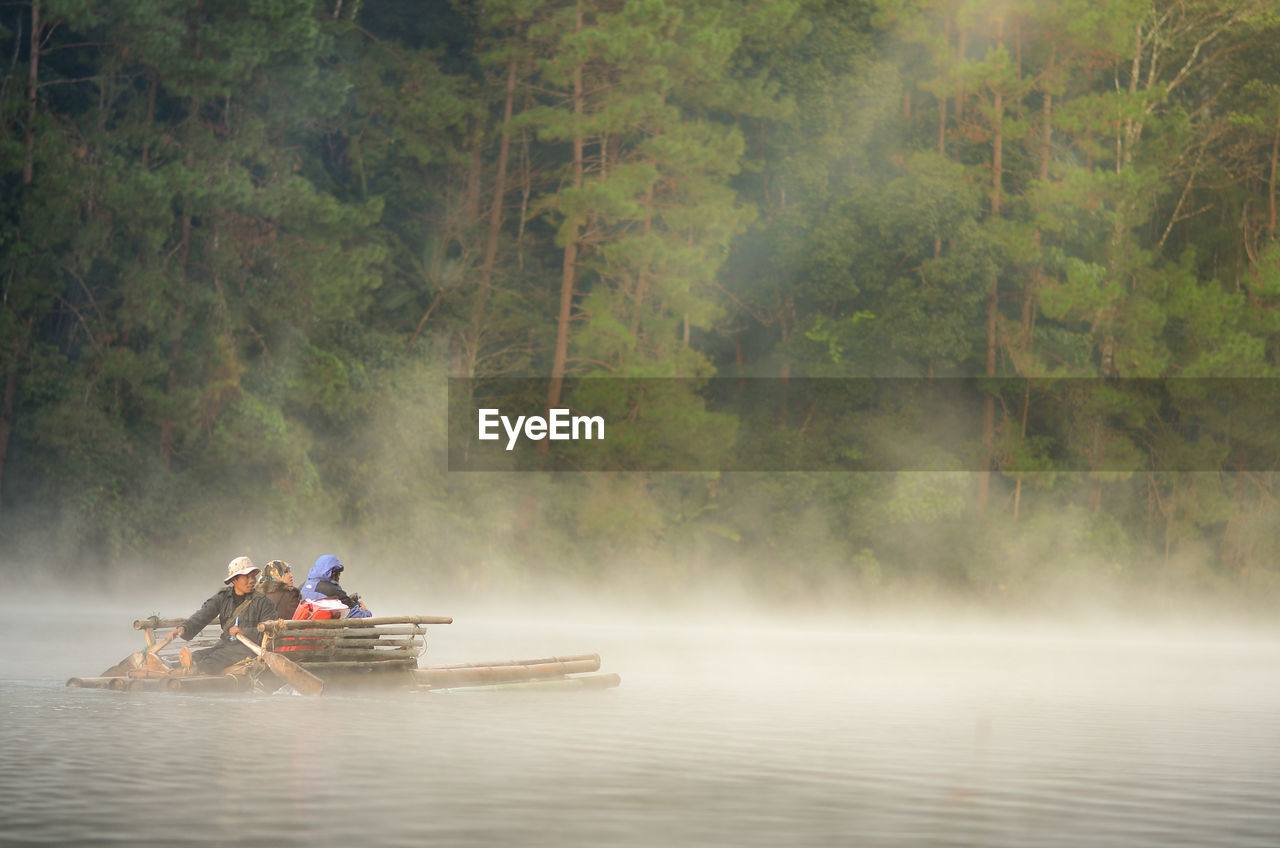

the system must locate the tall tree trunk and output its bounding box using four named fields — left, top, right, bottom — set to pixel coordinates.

left=0, top=322, right=28, bottom=512
left=977, top=44, right=1004, bottom=518
left=22, top=0, right=39, bottom=185
left=1269, top=110, right=1279, bottom=242
left=464, top=123, right=483, bottom=224
left=935, top=11, right=952, bottom=260
left=465, top=53, right=519, bottom=379
left=1014, top=54, right=1054, bottom=521
left=160, top=214, right=193, bottom=469
left=630, top=182, right=654, bottom=340
left=545, top=4, right=585, bottom=436
left=1012, top=378, right=1032, bottom=521
left=159, top=305, right=184, bottom=470
left=0, top=367, right=14, bottom=511
left=5, top=0, right=42, bottom=508
left=142, top=70, right=158, bottom=169
left=23, top=0, right=39, bottom=184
